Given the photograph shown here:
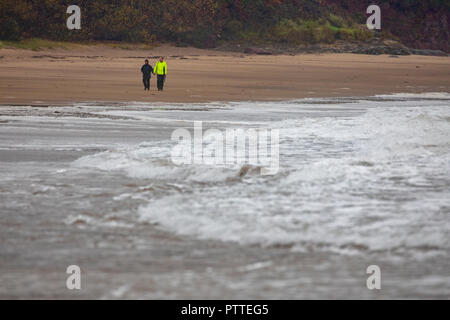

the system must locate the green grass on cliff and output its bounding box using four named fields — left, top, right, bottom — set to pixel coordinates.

left=235, top=14, right=374, bottom=46
left=0, top=38, right=156, bottom=51
left=0, top=38, right=74, bottom=51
